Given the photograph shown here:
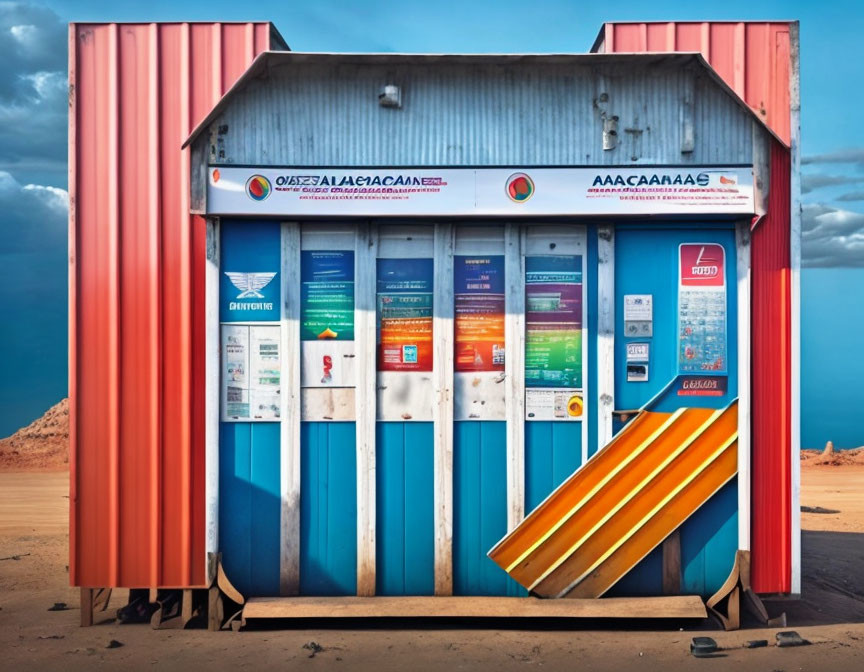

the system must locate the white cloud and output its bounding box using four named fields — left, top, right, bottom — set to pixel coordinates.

left=0, top=169, right=67, bottom=252
left=802, top=203, right=864, bottom=267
